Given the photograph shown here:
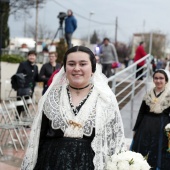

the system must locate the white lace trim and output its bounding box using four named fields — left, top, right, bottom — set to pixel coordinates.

left=91, top=94, right=126, bottom=169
